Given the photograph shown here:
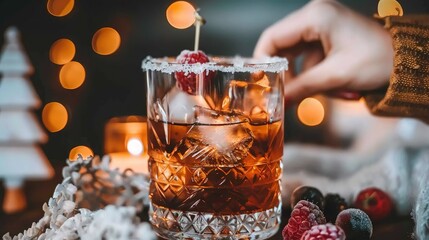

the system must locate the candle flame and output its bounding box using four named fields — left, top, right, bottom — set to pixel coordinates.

left=127, top=137, right=143, bottom=156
